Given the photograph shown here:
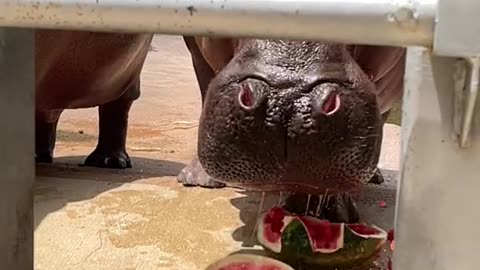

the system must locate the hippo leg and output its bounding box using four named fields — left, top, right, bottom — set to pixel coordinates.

left=176, top=37, right=225, bottom=188
left=35, top=109, right=63, bottom=163
left=84, top=78, right=140, bottom=169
